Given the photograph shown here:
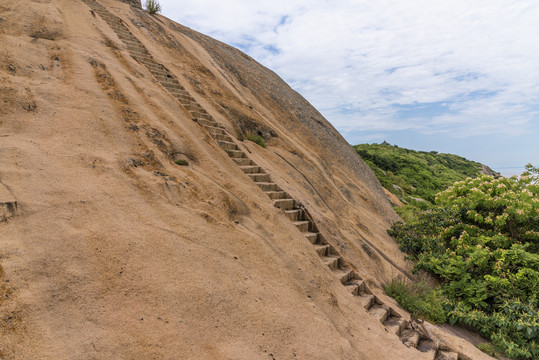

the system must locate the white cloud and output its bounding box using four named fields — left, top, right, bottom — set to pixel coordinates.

left=159, top=0, right=539, bottom=140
